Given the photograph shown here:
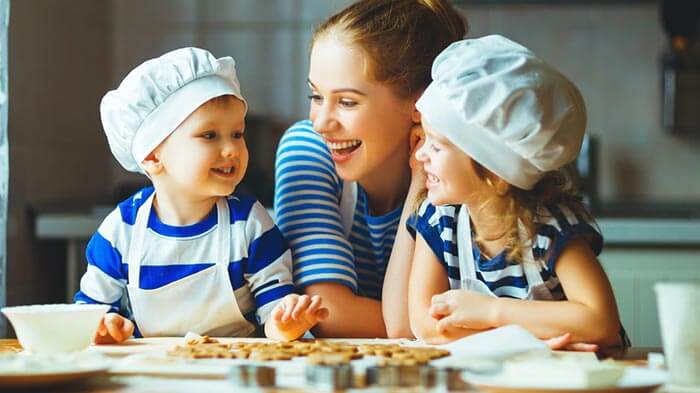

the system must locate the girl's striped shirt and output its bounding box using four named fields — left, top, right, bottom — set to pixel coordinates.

left=407, top=201, right=603, bottom=299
